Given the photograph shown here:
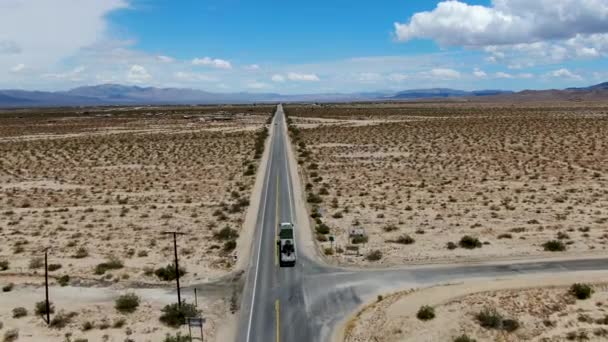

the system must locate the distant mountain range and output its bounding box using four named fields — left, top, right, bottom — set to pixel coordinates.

left=0, top=82, right=607, bottom=107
